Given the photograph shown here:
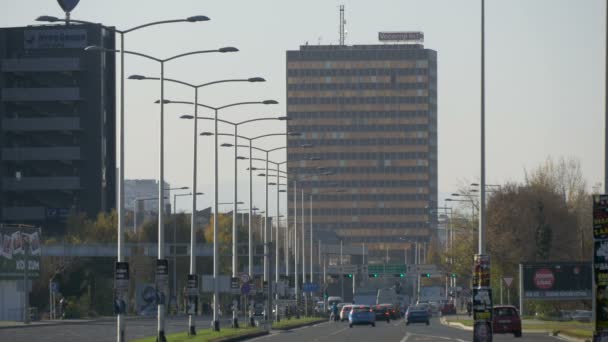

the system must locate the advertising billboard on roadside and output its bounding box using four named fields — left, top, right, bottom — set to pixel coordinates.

left=0, top=225, right=41, bottom=280
left=522, top=262, right=591, bottom=299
